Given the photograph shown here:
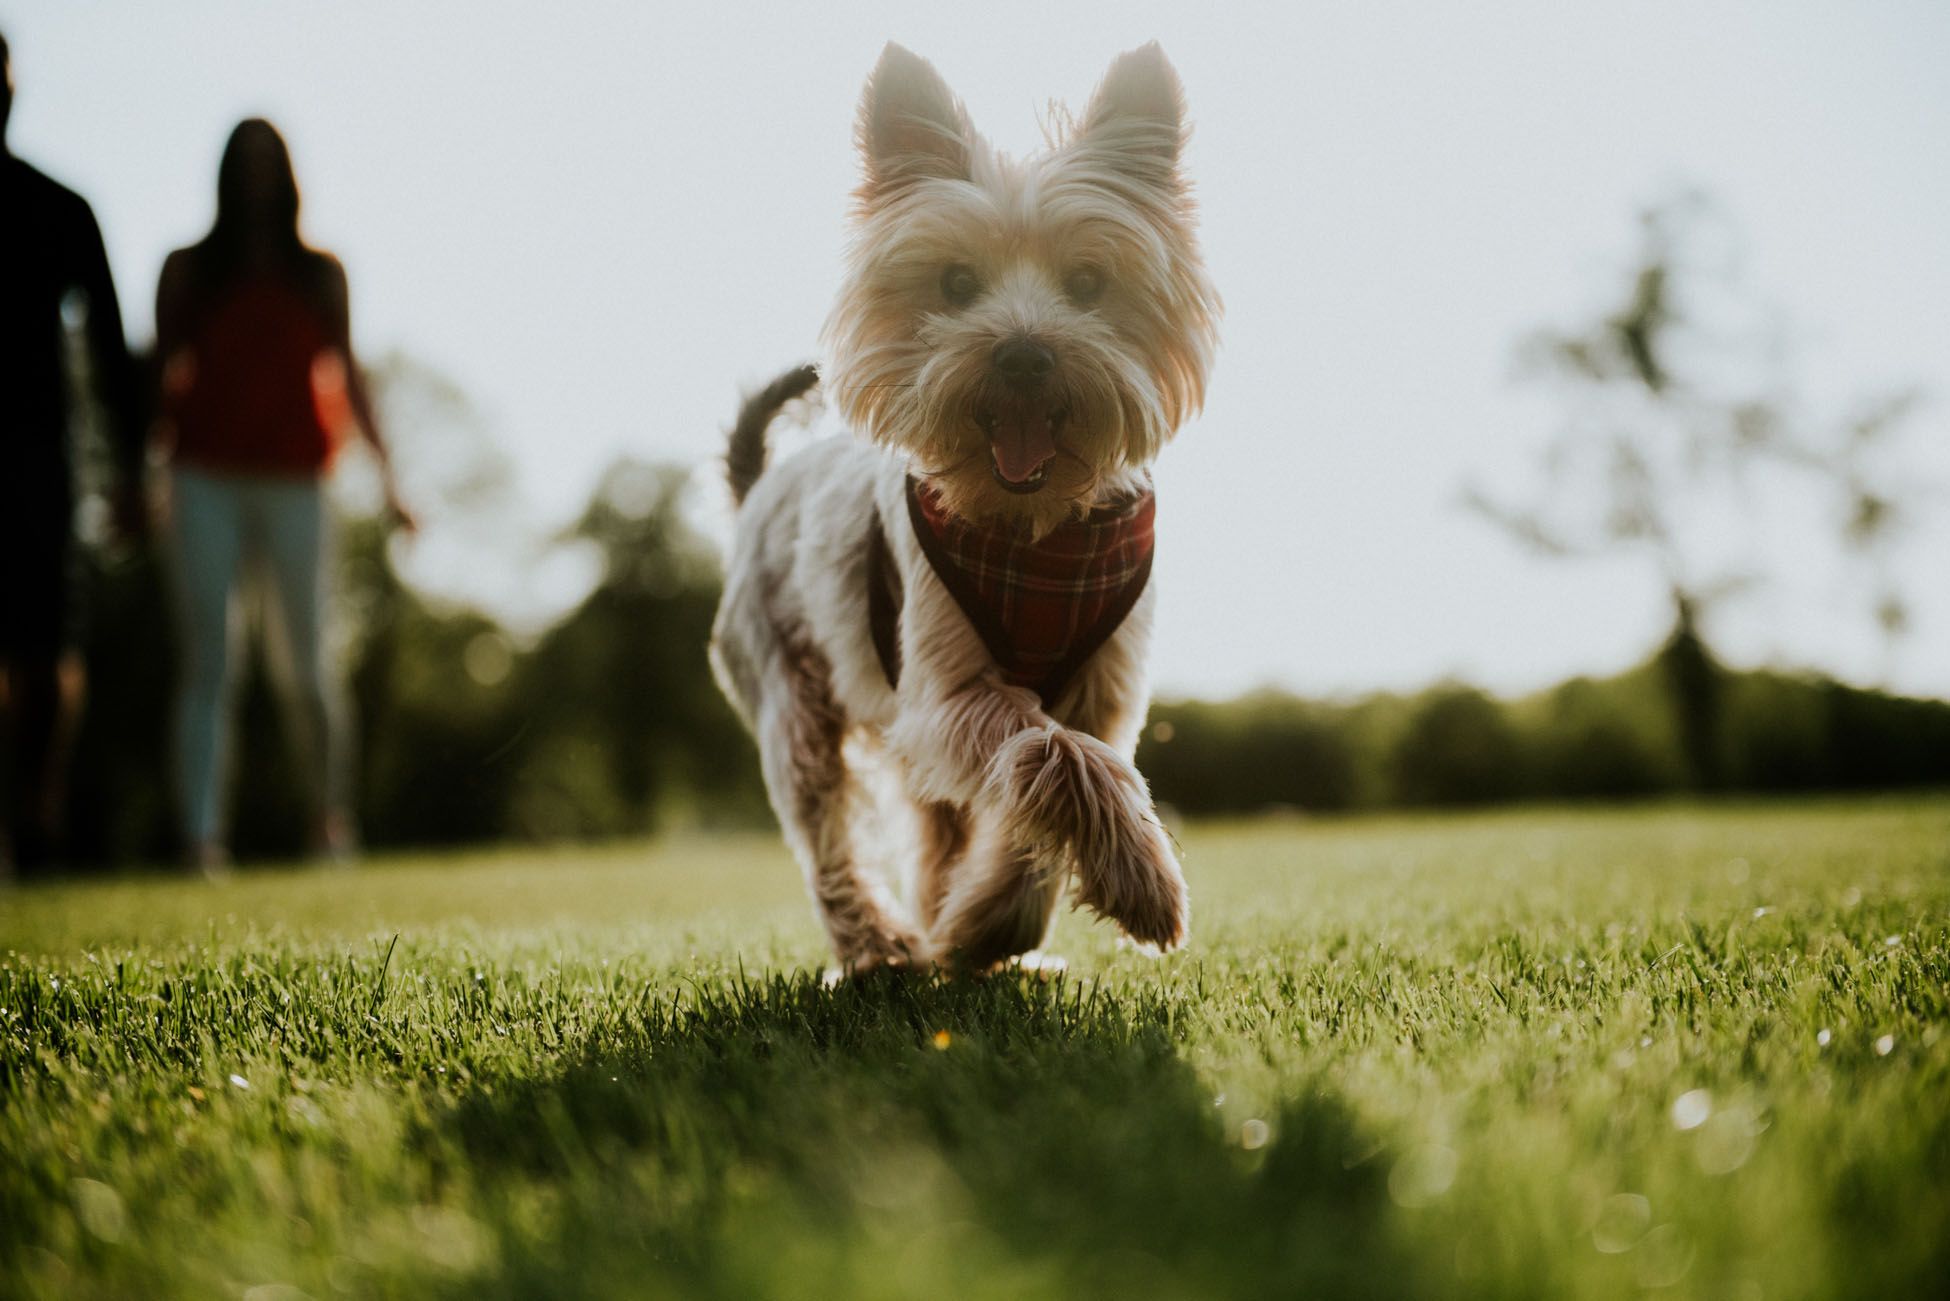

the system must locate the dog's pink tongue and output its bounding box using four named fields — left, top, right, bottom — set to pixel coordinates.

left=991, top=409, right=1058, bottom=484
